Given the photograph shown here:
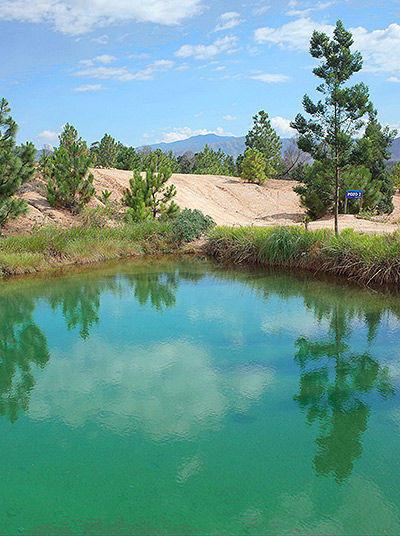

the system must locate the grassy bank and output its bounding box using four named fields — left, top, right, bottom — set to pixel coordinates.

left=0, top=222, right=177, bottom=276
left=206, top=226, right=400, bottom=286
